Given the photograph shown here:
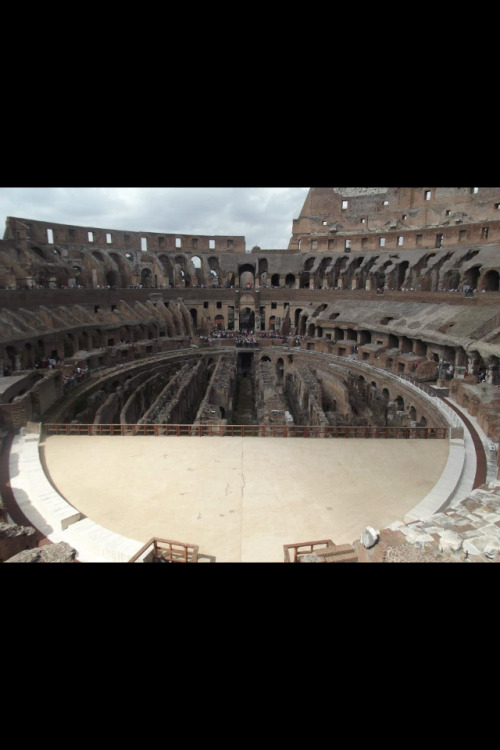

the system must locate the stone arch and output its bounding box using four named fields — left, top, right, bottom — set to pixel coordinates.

left=271, top=273, right=280, bottom=287
left=106, top=270, right=118, bottom=287
left=285, top=273, right=295, bottom=288
left=482, top=269, right=500, bottom=291
left=394, top=395, right=405, bottom=411
left=464, top=265, right=481, bottom=289
left=140, top=268, right=152, bottom=286
left=298, top=313, right=308, bottom=336
left=158, top=255, right=174, bottom=286
left=239, top=264, right=255, bottom=289
left=442, top=269, right=460, bottom=291
left=276, top=357, right=284, bottom=381
left=214, top=314, right=225, bottom=329
left=397, top=260, right=410, bottom=289
left=299, top=271, right=310, bottom=288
